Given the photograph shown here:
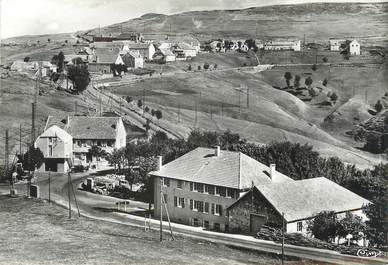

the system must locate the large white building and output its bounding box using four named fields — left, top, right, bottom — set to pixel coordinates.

left=348, top=40, right=361, bottom=56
